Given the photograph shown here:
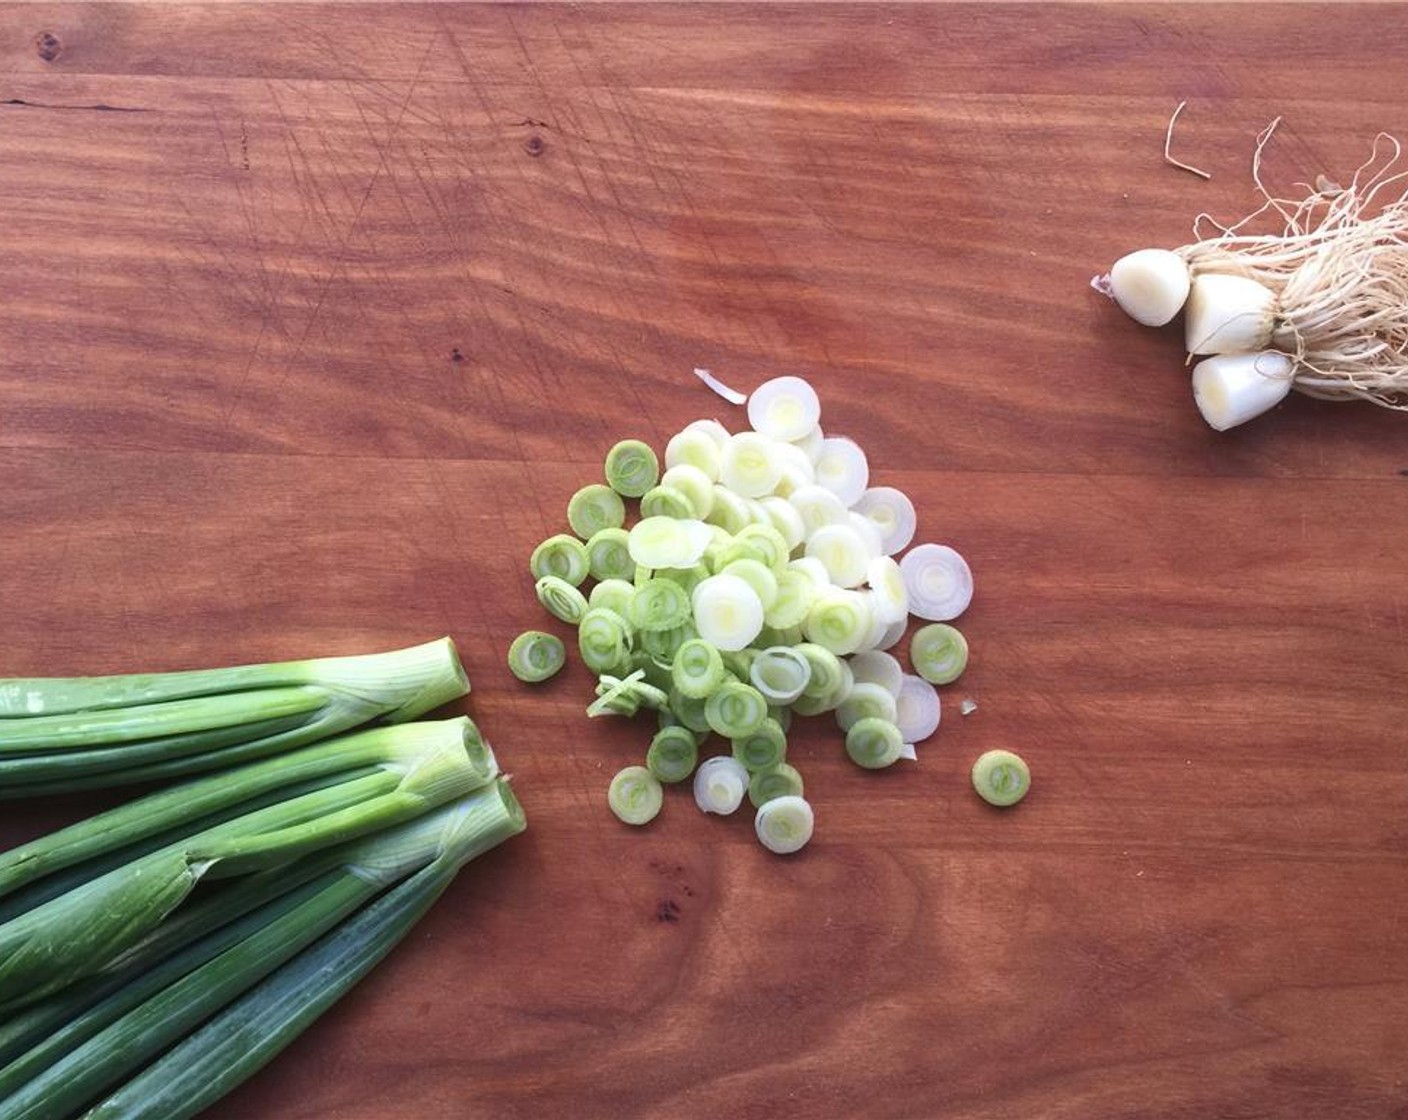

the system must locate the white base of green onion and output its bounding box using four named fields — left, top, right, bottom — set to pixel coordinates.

left=692, top=574, right=765, bottom=652
left=1184, top=273, right=1278, bottom=355
left=899, top=544, right=973, bottom=621
left=812, top=437, right=869, bottom=507
left=788, top=484, right=849, bottom=536
left=806, top=524, right=871, bottom=588
left=972, top=749, right=1030, bottom=807
left=720, top=432, right=783, bottom=497
left=747, top=376, right=821, bottom=441
left=909, top=623, right=968, bottom=685
left=628, top=517, right=713, bottom=569
left=847, top=650, right=904, bottom=697
left=694, top=756, right=749, bottom=815
left=754, top=795, right=814, bottom=854
left=866, top=556, right=909, bottom=624
left=1107, top=248, right=1191, bottom=327
left=1190, top=351, right=1295, bottom=431
left=853, top=487, right=917, bottom=556
left=895, top=675, right=941, bottom=743
left=608, top=766, right=664, bottom=825
left=665, top=428, right=723, bottom=481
